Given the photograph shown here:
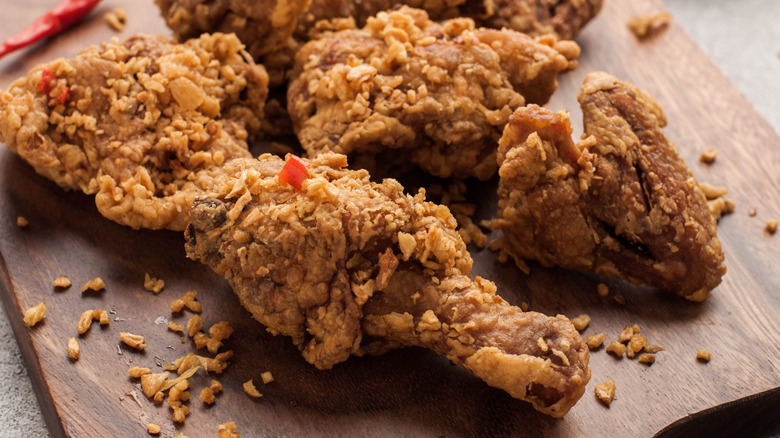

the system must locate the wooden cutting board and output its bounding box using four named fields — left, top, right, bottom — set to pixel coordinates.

left=1, top=0, right=779, bottom=437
